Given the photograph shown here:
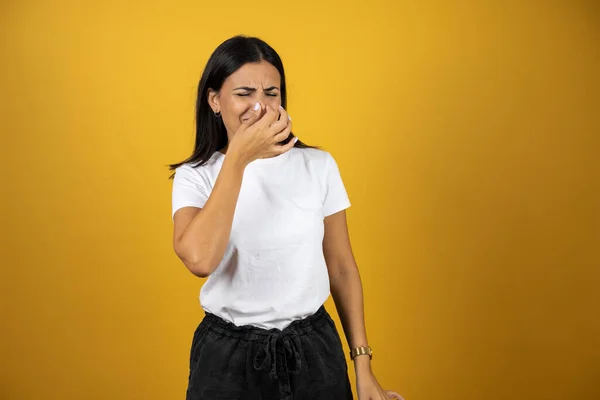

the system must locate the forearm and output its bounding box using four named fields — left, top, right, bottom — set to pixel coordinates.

left=177, top=155, right=246, bottom=275
left=330, top=265, right=373, bottom=372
